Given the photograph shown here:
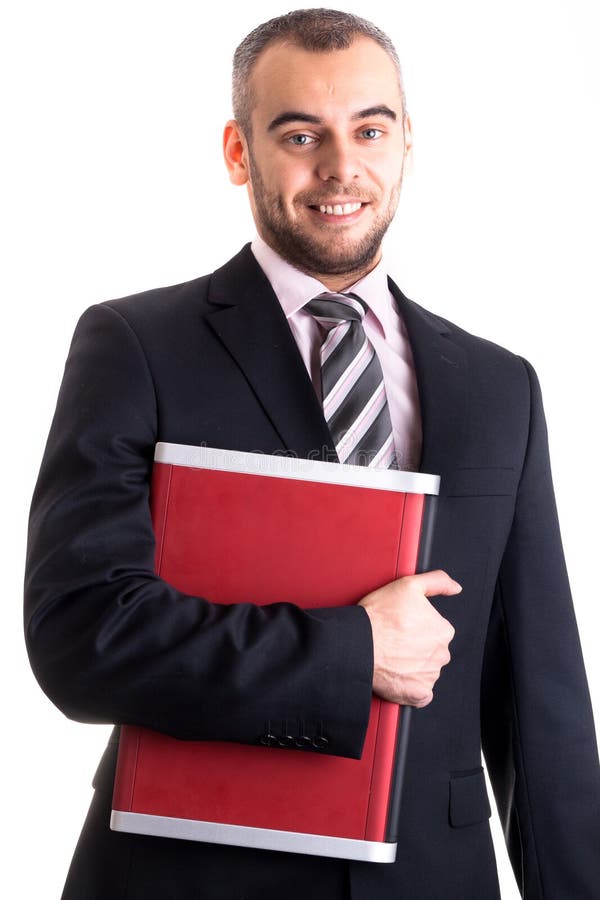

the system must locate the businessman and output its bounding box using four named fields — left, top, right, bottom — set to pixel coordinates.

left=25, top=9, right=600, bottom=899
